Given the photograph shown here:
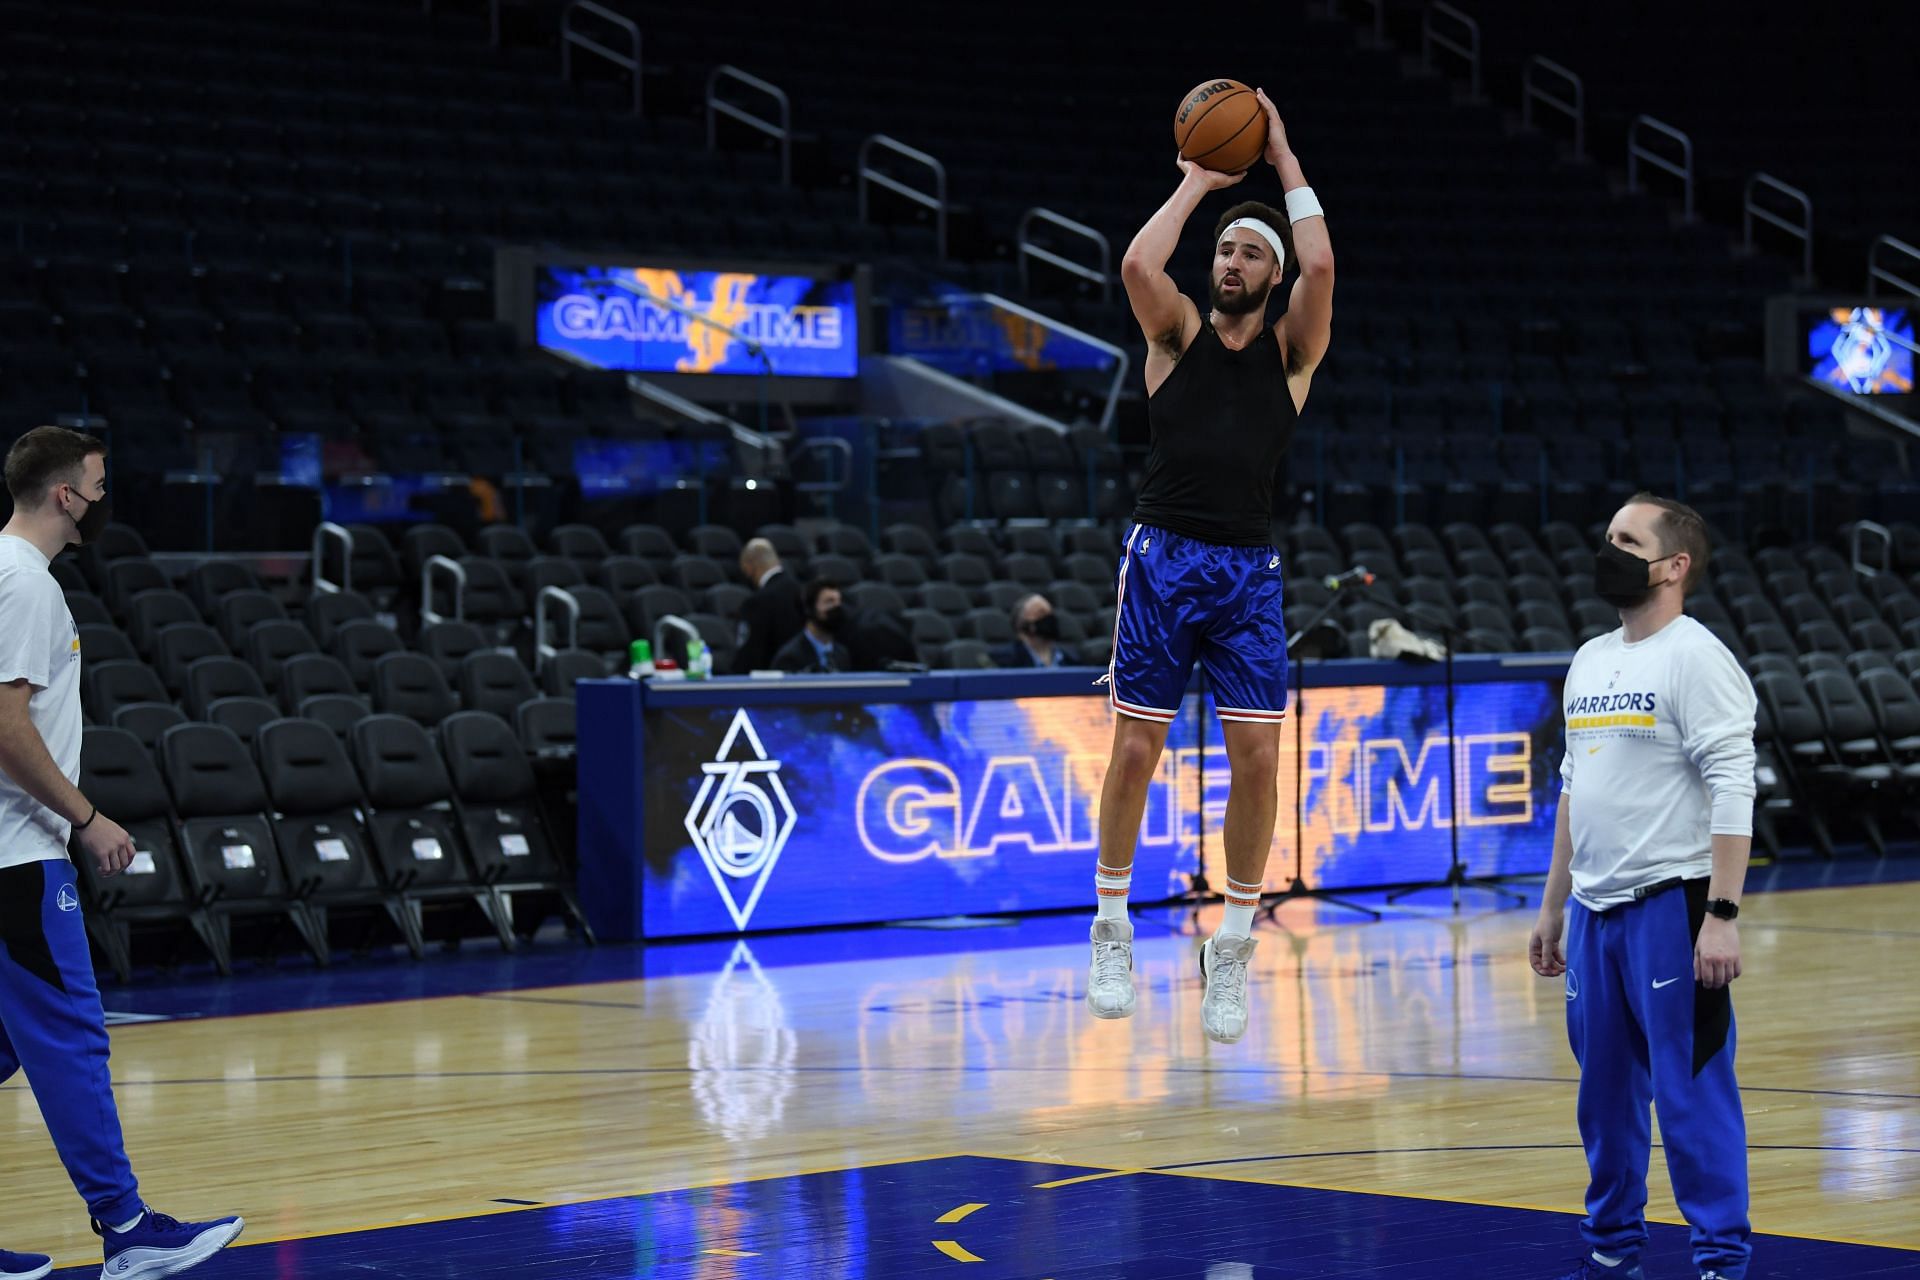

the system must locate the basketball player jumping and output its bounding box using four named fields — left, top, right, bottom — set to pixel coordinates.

left=1088, top=88, right=1333, bottom=1042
